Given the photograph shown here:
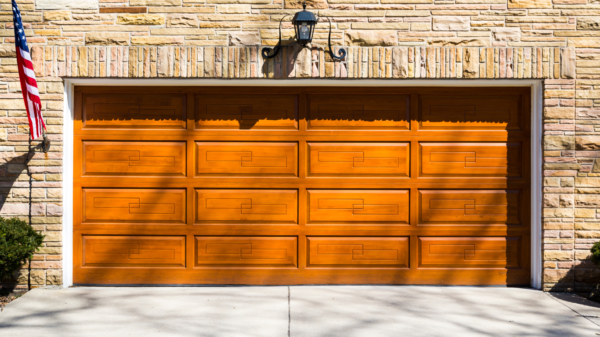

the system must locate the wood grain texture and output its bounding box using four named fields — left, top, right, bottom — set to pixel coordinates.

left=83, top=141, right=186, bottom=177
left=308, top=190, right=410, bottom=224
left=419, top=190, right=521, bottom=225
left=196, top=142, right=298, bottom=177
left=308, top=94, right=410, bottom=130
left=419, top=95, right=522, bottom=130
left=82, top=236, right=186, bottom=268
left=307, top=142, right=409, bottom=177
left=83, top=93, right=186, bottom=129
left=83, top=189, right=186, bottom=224
left=73, top=86, right=531, bottom=286
left=419, top=237, right=521, bottom=268
left=196, top=189, right=298, bottom=224
left=195, top=236, right=297, bottom=267
left=420, top=142, right=522, bottom=178
left=196, top=94, right=297, bottom=130
left=307, top=237, right=409, bottom=268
